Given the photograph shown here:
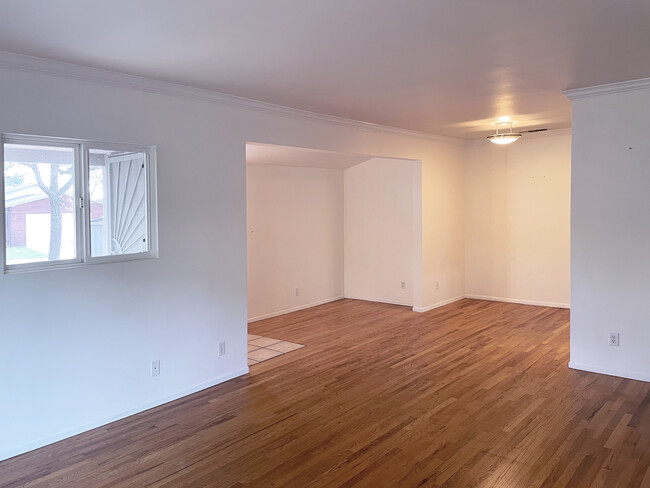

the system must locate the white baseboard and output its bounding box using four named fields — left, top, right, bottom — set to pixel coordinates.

left=568, top=361, right=650, bottom=383
left=413, top=294, right=570, bottom=313
left=464, top=294, right=570, bottom=309
left=249, top=294, right=567, bottom=321
left=248, top=296, right=344, bottom=323
left=0, top=367, right=249, bottom=462
left=413, top=295, right=465, bottom=313
left=344, top=294, right=413, bottom=307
